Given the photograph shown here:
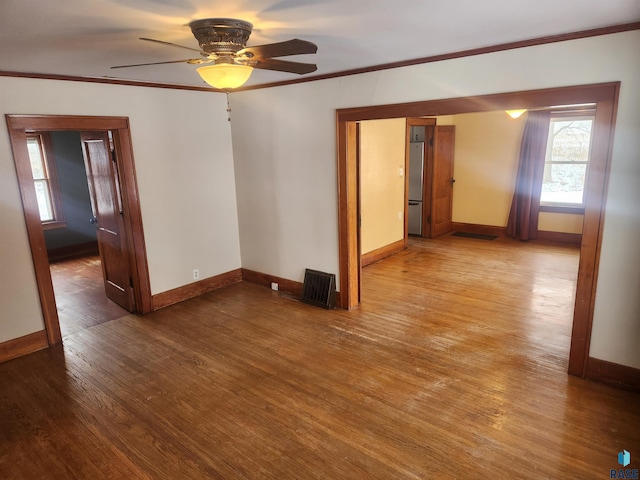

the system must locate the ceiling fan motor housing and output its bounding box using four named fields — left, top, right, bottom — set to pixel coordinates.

left=189, top=18, right=253, bottom=55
